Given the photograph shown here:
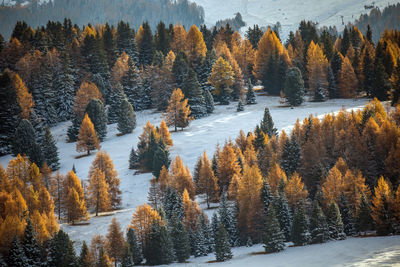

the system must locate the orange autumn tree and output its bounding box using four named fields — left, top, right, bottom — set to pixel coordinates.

left=306, top=41, right=329, bottom=99
left=105, top=217, right=125, bottom=267
left=158, top=166, right=170, bottom=194
left=185, top=25, right=207, bottom=67
left=237, top=164, right=263, bottom=240
left=77, top=114, right=101, bottom=155
left=217, top=142, right=241, bottom=192
left=285, top=172, right=308, bottom=209
left=88, top=168, right=110, bottom=216
left=158, top=119, right=173, bottom=146
left=64, top=170, right=88, bottom=224
left=164, top=88, right=191, bottom=132
left=182, top=188, right=202, bottom=230
left=169, top=155, right=196, bottom=199
left=197, top=151, right=219, bottom=208
left=73, top=81, right=103, bottom=120
left=267, top=163, right=287, bottom=194
left=322, top=166, right=346, bottom=205
left=89, top=151, right=121, bottom=209
left=129, top=204, right=163, bottom=245
left=371, top=176, right=395, bottom=235
left=338, top=56, right=358, bottom=98
left=171, top=24, right=187, bottom=53
left=11, top=71, right=34, bottom=119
